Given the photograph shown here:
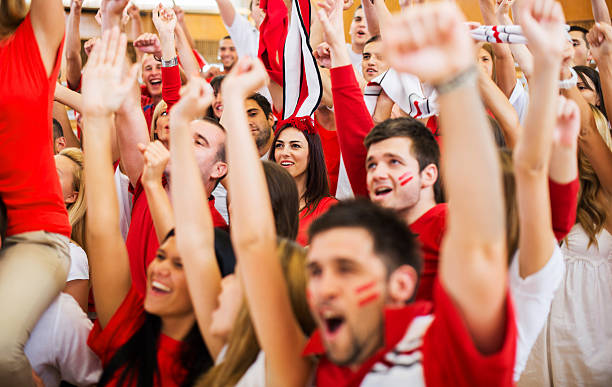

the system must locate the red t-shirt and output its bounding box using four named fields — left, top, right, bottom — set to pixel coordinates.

left=297, top=196, right=338, bottom=246
left=303, top=279, right=517, bottom=386
left=0, top=14, right=71, bottom=238
left=127, top=177, right=228, bottom=295
left=88, top=287, right=187, bottom=386
left=410, top=204, right=447, bottom=302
